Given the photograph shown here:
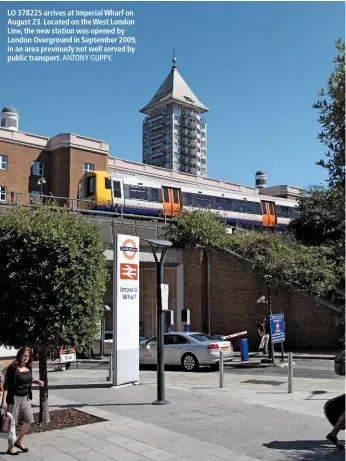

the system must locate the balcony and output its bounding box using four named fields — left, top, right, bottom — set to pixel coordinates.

left=143, top=110, right=167, bottom=123
left=182, top=129, right=198, bottom=138
left=182, top=138, right=198, bottom=147
left=182, top=111, right=200, bottom=120
left=144, top=129, right=165, bottom=140
left=181, top=147, right=198, bottom=156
